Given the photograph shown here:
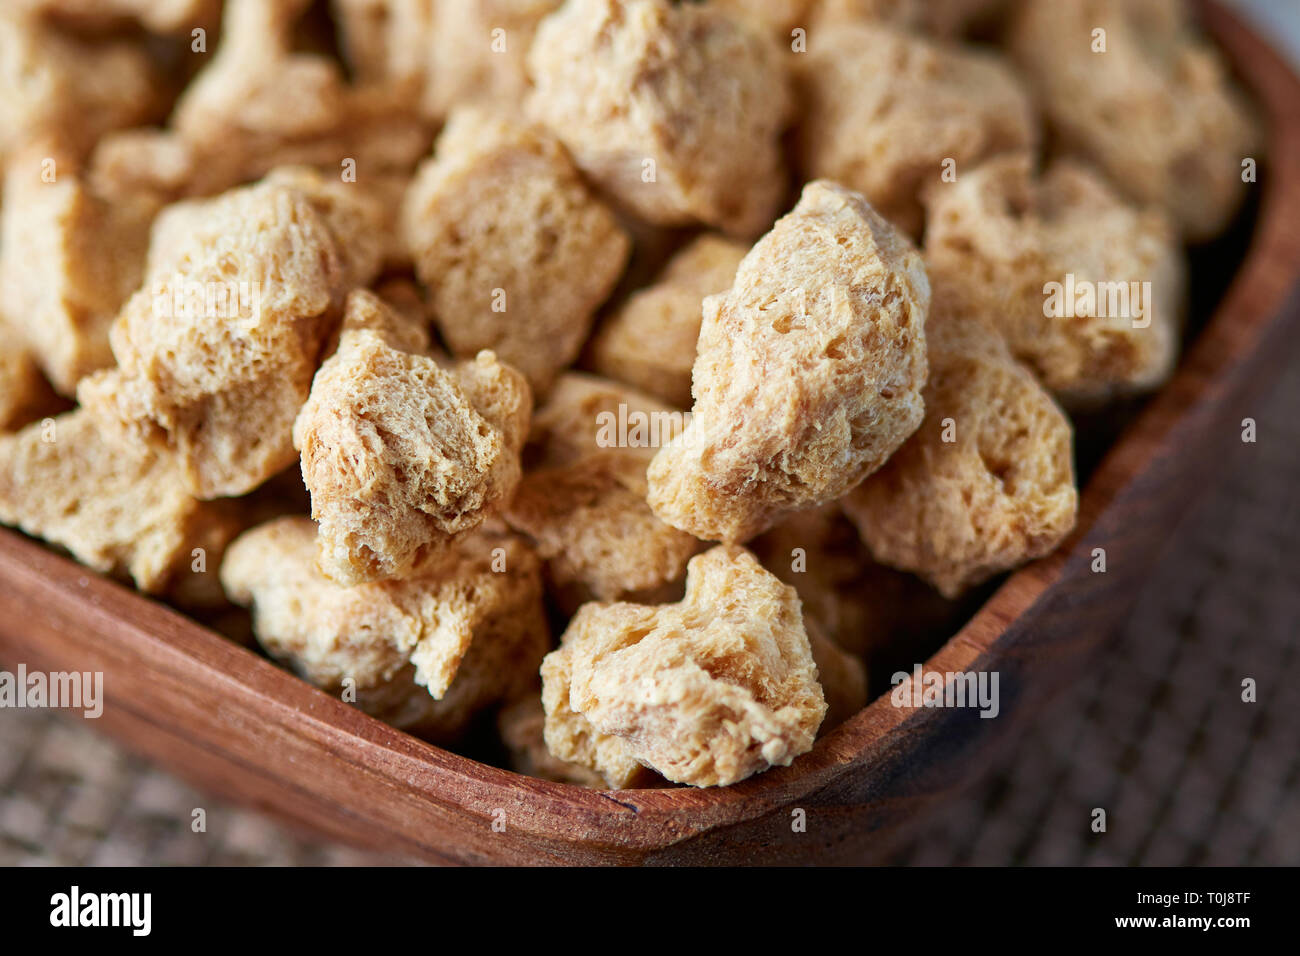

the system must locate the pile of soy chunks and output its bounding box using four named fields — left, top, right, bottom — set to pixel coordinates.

left=0, top=0, right=1258, bottom=788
